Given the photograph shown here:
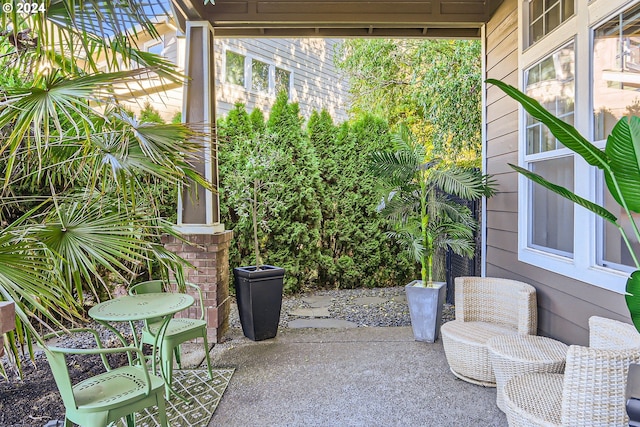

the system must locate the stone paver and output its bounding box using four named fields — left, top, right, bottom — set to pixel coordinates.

left=301, top=296, right=333, bottom=308
left=288, top=318, right=358, bottom=328
left=288, top=307, right=331, bottom=318
left=392, top=294, right=407, bottom=303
